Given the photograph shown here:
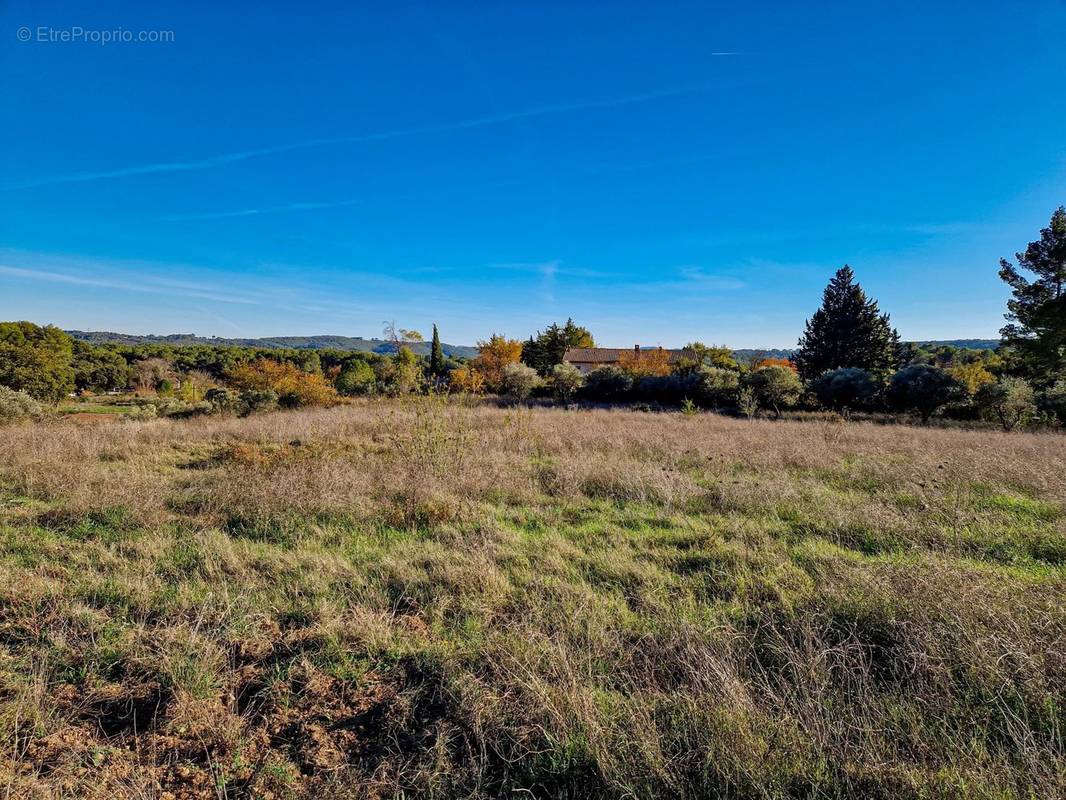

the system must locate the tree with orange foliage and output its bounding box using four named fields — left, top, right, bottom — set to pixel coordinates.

left=448, top=365, right=485, bottom=394
left=752, top=357, right=798, bottom=373
left=228, top=359, right=338, bottom=408
left=617, top=347, right=672, bottom=377
left=472, top=335, right=523, bottom=392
